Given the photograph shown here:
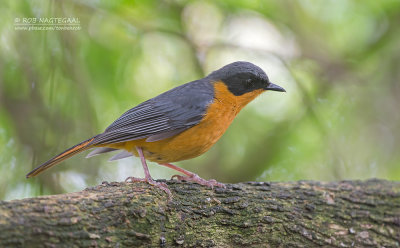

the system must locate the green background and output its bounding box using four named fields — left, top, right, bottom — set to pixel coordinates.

left=1, top=0, right=399, bottom=200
